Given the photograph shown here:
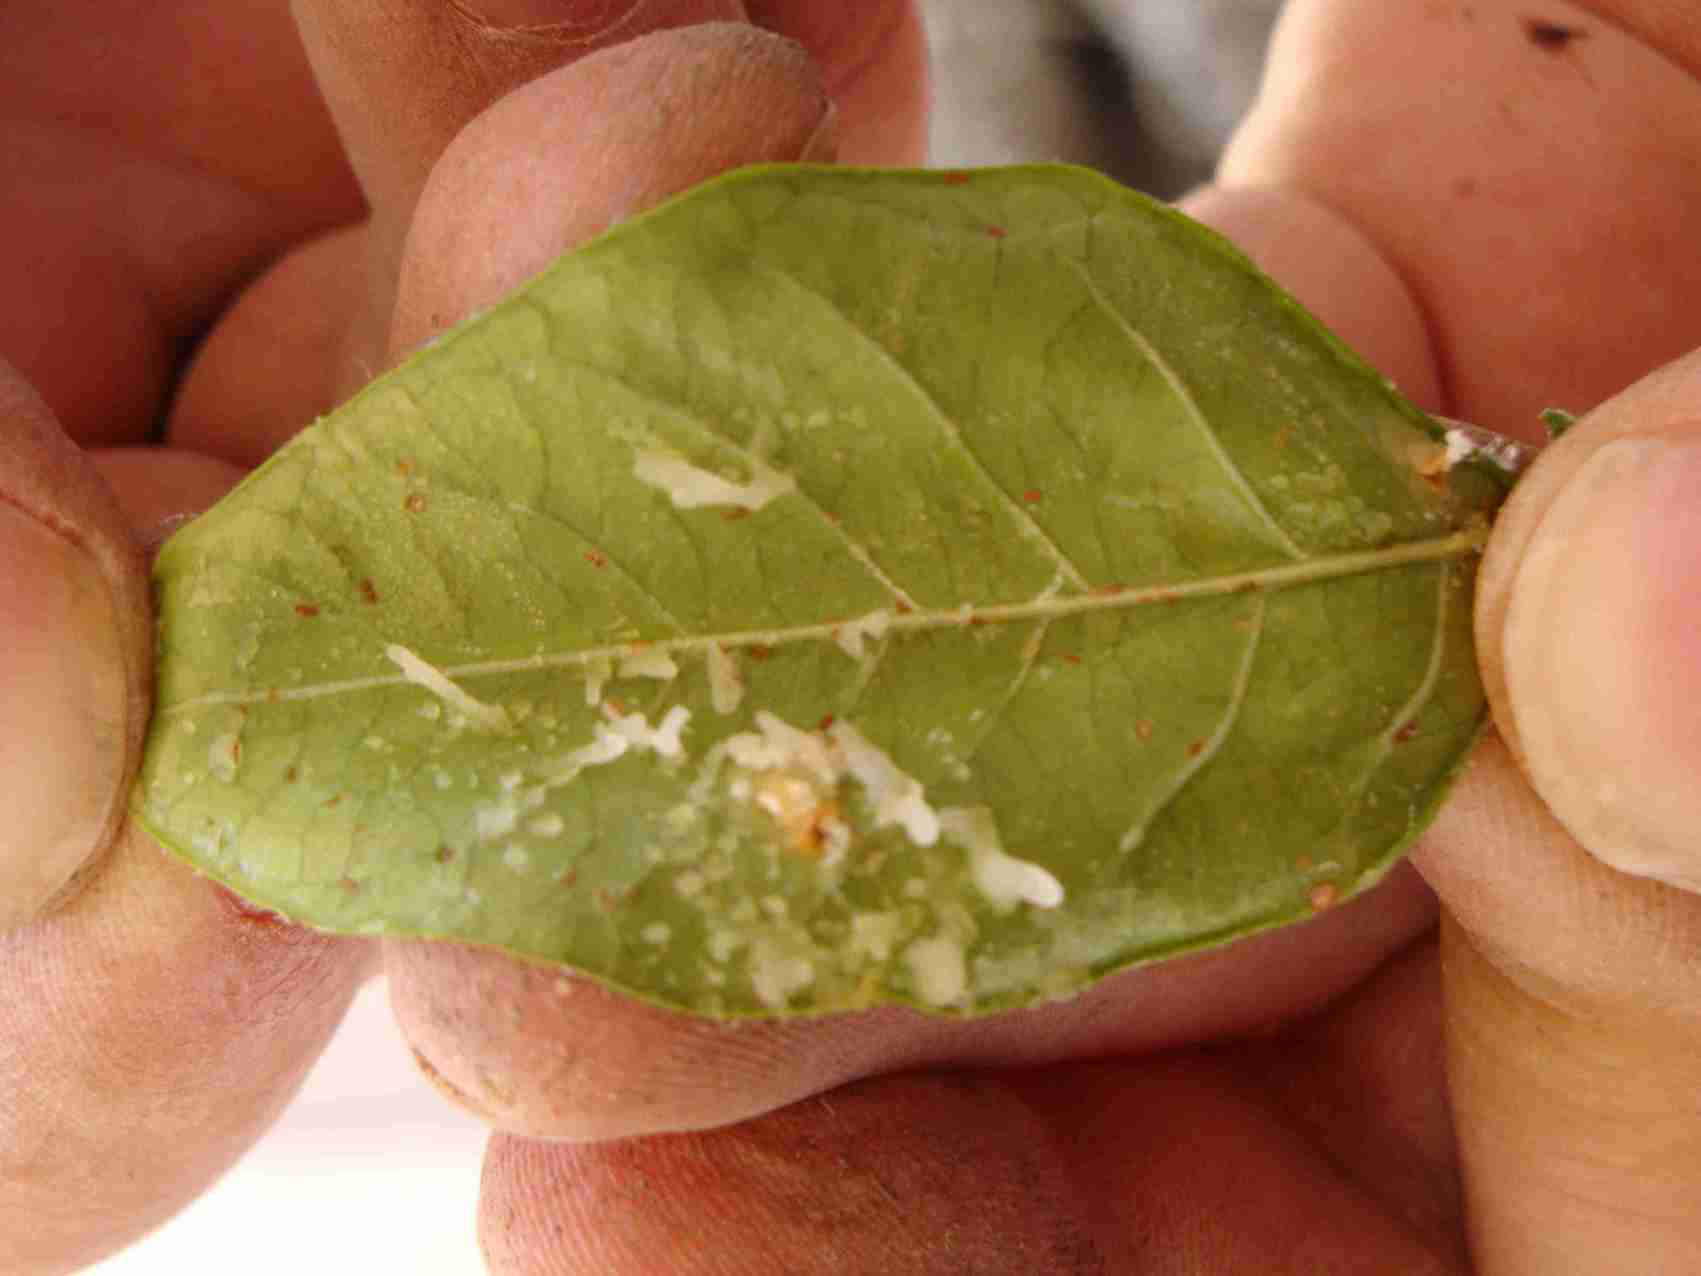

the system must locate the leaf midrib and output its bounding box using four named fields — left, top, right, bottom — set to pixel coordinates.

left=161, top=528, right=1487, bottom=714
